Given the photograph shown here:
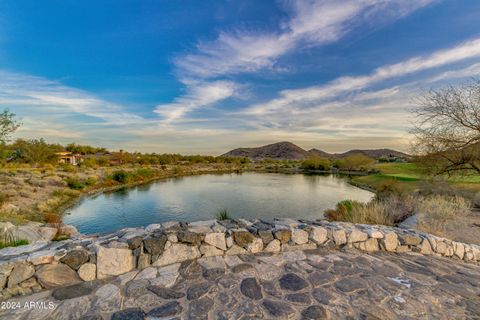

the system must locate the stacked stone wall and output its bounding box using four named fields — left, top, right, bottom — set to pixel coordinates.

left=1, top=218, right=479, bottom=300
